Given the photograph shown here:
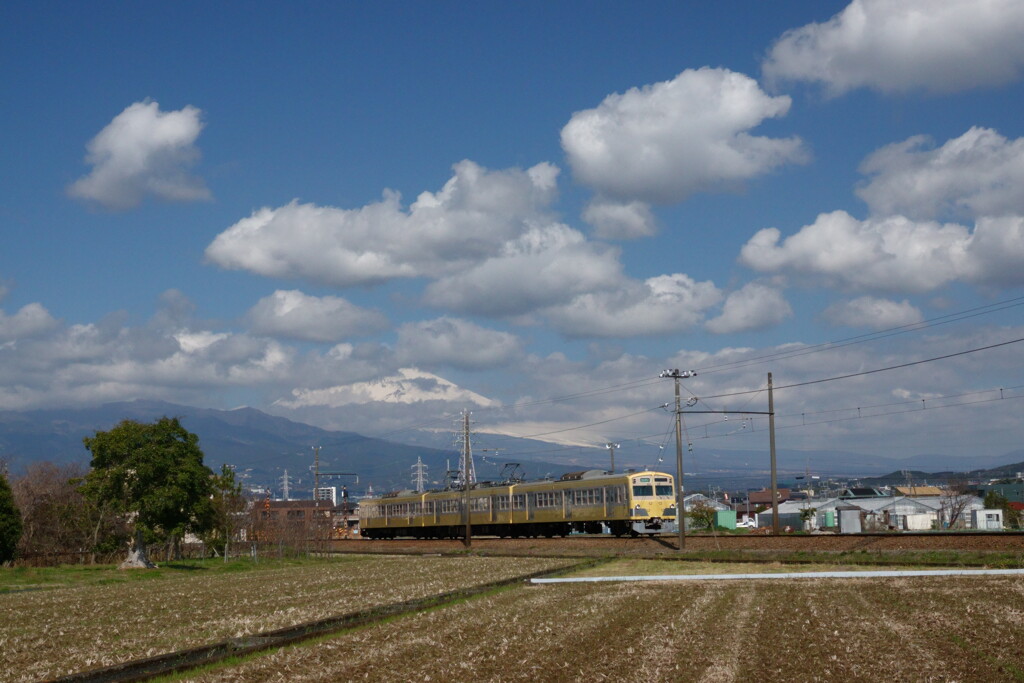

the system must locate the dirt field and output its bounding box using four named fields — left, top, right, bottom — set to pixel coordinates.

left=193, top=574, right=1024, bottom=682
left=333, top=532, right=1024, bottom=556
left=0, top=555, right=573, bottom=682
